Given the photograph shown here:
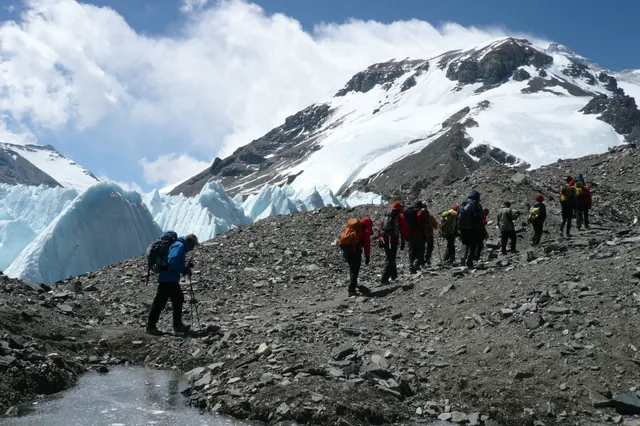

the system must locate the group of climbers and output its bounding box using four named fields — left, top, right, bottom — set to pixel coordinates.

left=336, top=186, right=559, bottom=295
left=559, top=174, right=592, bottom=237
